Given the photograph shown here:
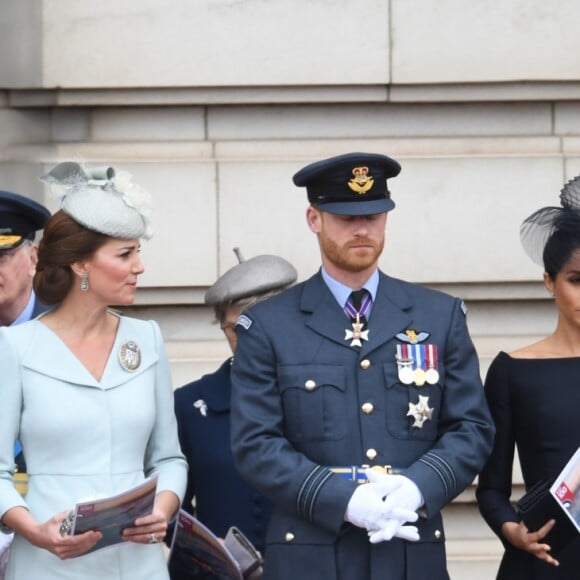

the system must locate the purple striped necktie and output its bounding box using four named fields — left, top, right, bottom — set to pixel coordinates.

left=345, top=289, right=371, bottom=321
